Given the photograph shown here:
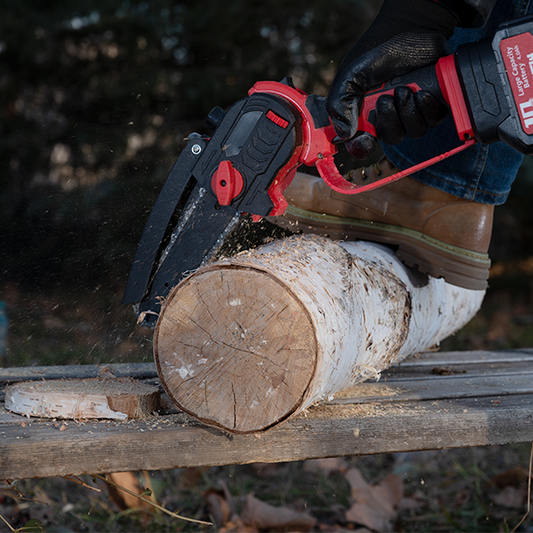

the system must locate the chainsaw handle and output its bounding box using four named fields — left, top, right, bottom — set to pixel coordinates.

left=316, top=54, right=477, bottom=194
left=357, top=55, right=474, bottom=142
left=315, top=139, right=476, bottom=194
